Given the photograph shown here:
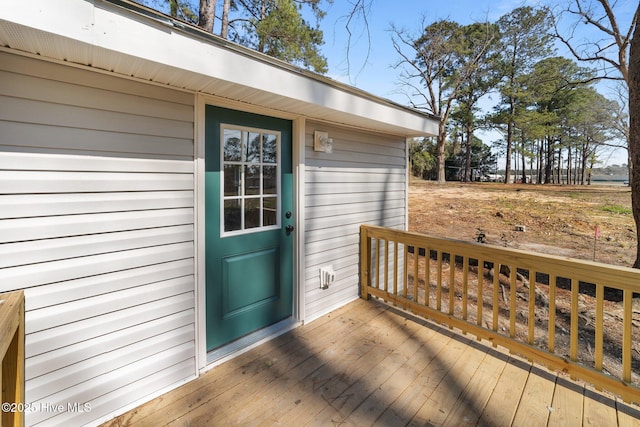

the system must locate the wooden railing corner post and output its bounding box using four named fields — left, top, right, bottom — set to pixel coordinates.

left=0, top=290, right=25, bottom=427
left=17, top=290, right=24, bottom=427
left=360, top=225, right=371, bottom=300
